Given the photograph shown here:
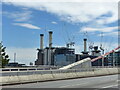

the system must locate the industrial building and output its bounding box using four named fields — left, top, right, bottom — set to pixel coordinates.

left=54, top=47, right=76, bottom=66
left=35, top=31, right=119, bottom=67
left=107, top=49, right=120, bottom=66
left=35, top=31, right=76, bottom=66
